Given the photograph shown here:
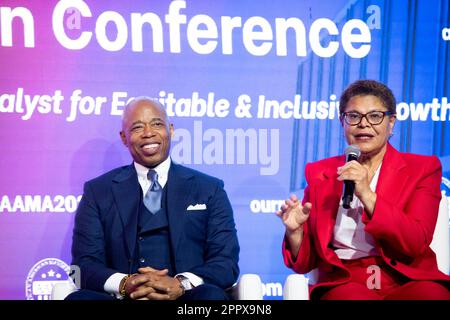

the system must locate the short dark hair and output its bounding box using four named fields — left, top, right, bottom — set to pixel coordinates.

left=339, top=80, right=397, bottom=115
